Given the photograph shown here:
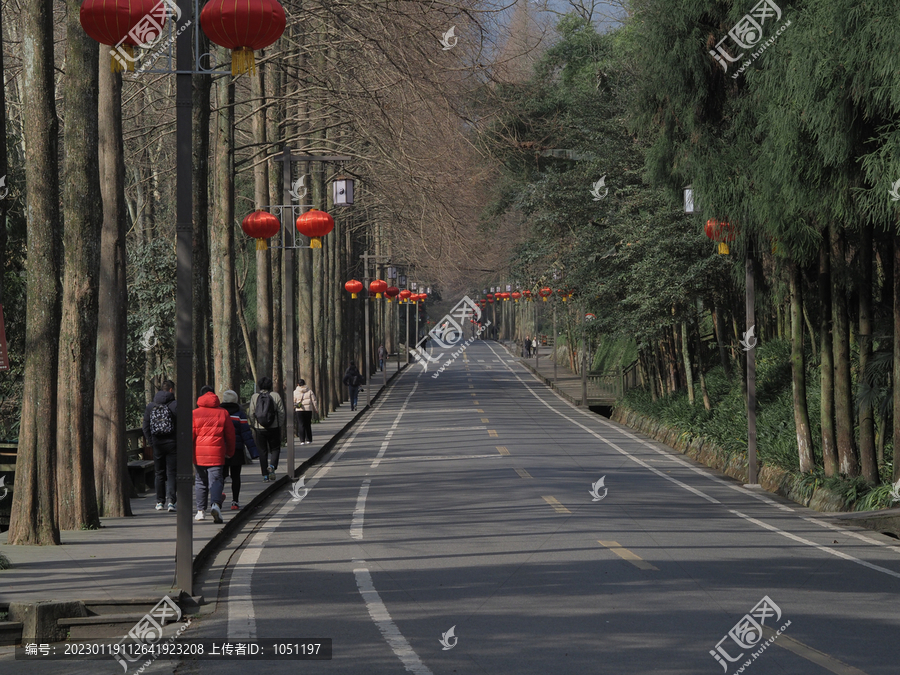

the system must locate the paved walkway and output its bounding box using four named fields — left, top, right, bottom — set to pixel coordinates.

left=0, top=371, right=401, bottom=606
left=500, top=340, right=618, bottom=405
